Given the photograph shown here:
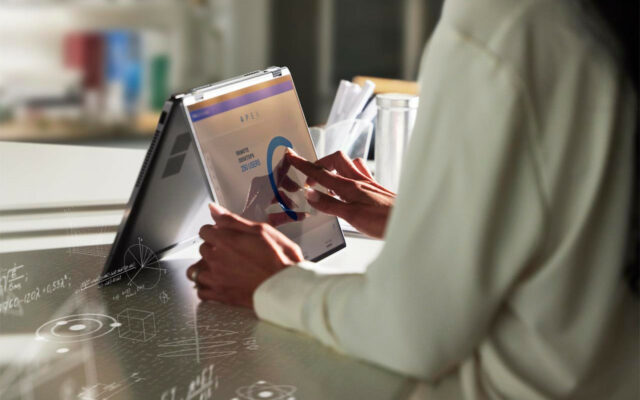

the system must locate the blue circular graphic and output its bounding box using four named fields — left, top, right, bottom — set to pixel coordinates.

left=266, top=136, right=298, bottom=221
